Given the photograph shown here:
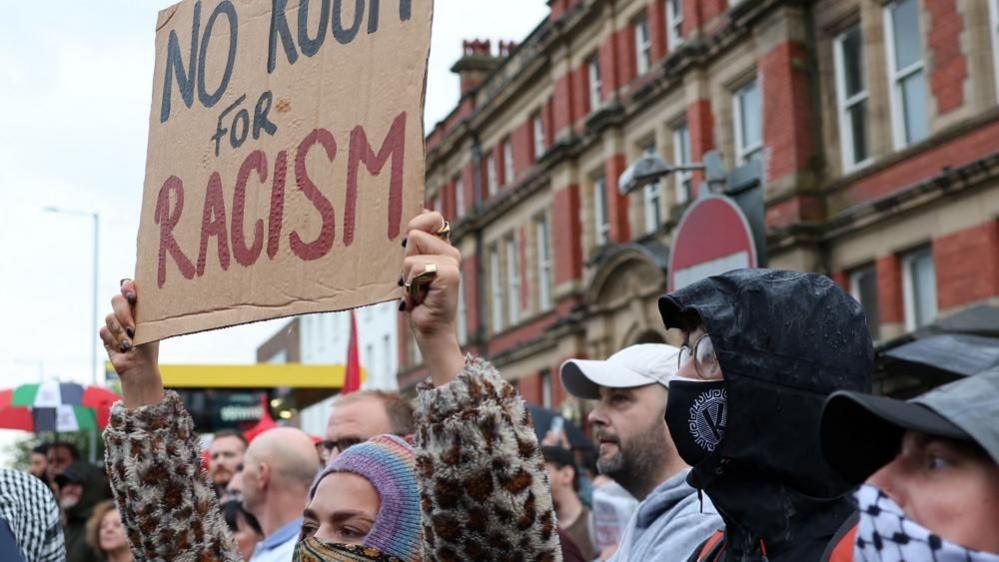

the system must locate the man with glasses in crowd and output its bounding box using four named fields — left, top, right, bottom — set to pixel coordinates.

left=226, top=391, right=414, bottom=503
left=318, top=390, right=414, bottom=464
left=659, top=269, right=873, bottom=561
